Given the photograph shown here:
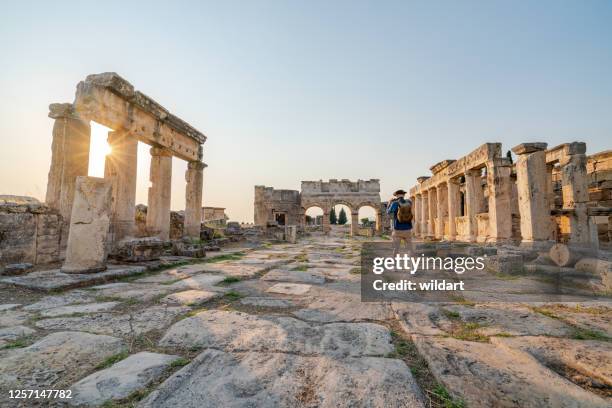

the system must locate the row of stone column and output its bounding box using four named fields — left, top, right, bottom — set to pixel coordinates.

left=413, top=161, right=513, bottom=243
left=46, top=104, right=205, bottom=245
left=412, top=142, right=590, bottom=247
